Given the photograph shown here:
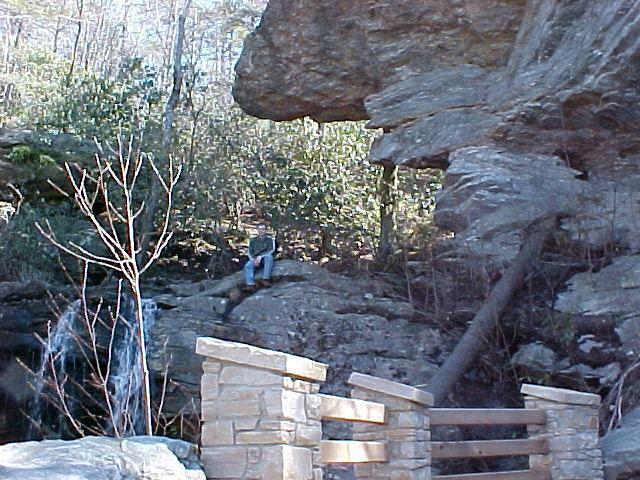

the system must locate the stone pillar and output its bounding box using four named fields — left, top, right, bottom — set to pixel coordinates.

left=349, top=372, right=433, bottom=480
left=521, top=384, right=604, bottom=480
left=195, top=337, right=328, bottom=480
